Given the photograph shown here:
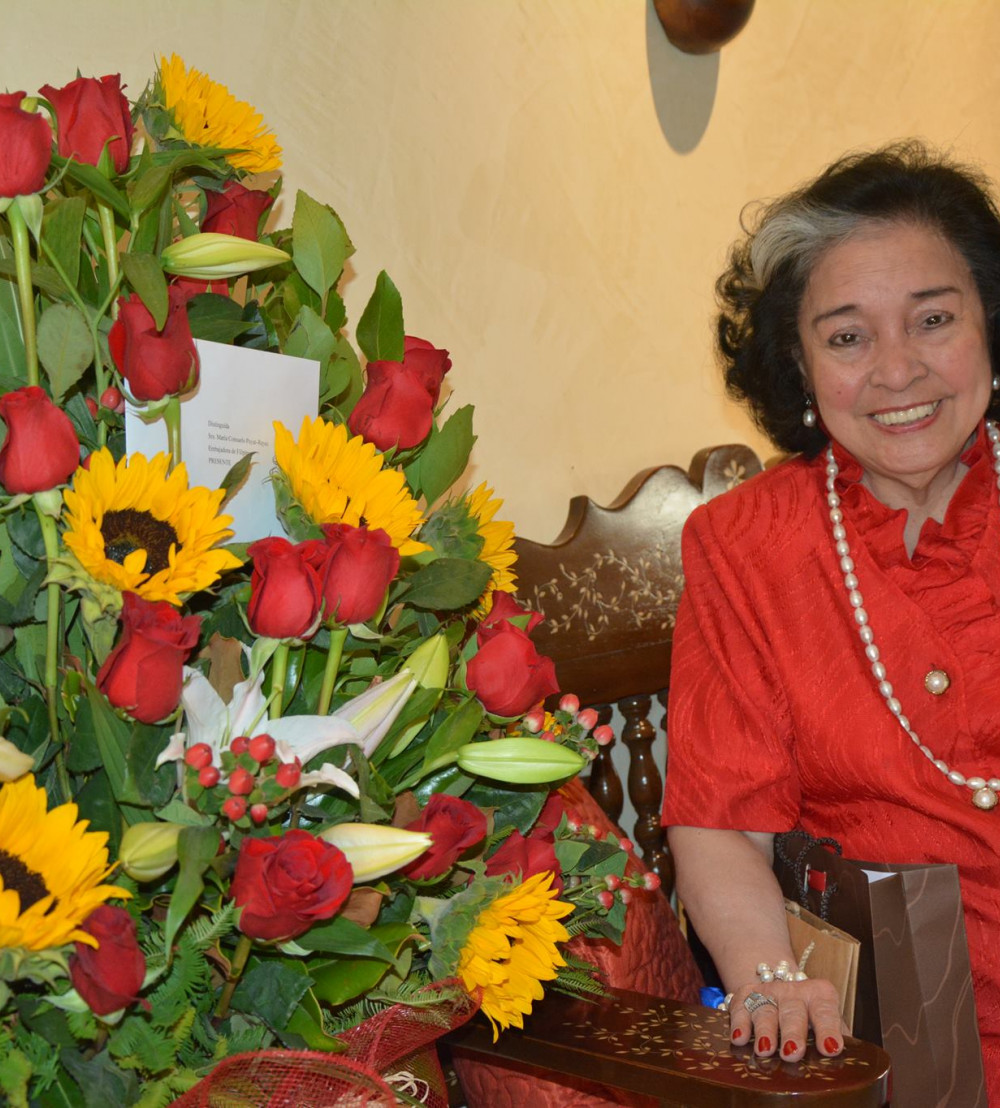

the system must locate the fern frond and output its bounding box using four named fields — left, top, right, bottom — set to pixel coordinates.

left=185, top=904, right=239, bottom=950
